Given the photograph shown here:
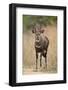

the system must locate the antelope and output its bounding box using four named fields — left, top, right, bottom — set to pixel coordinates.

left=32, top=24, right=49, bottom=70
